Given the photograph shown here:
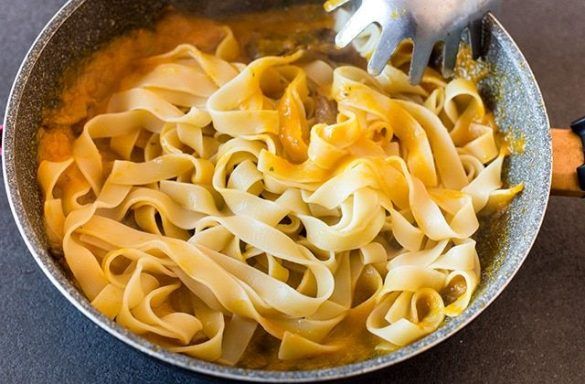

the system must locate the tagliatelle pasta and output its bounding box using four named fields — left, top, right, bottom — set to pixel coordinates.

left=37, top=8, right=522, bottom=370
